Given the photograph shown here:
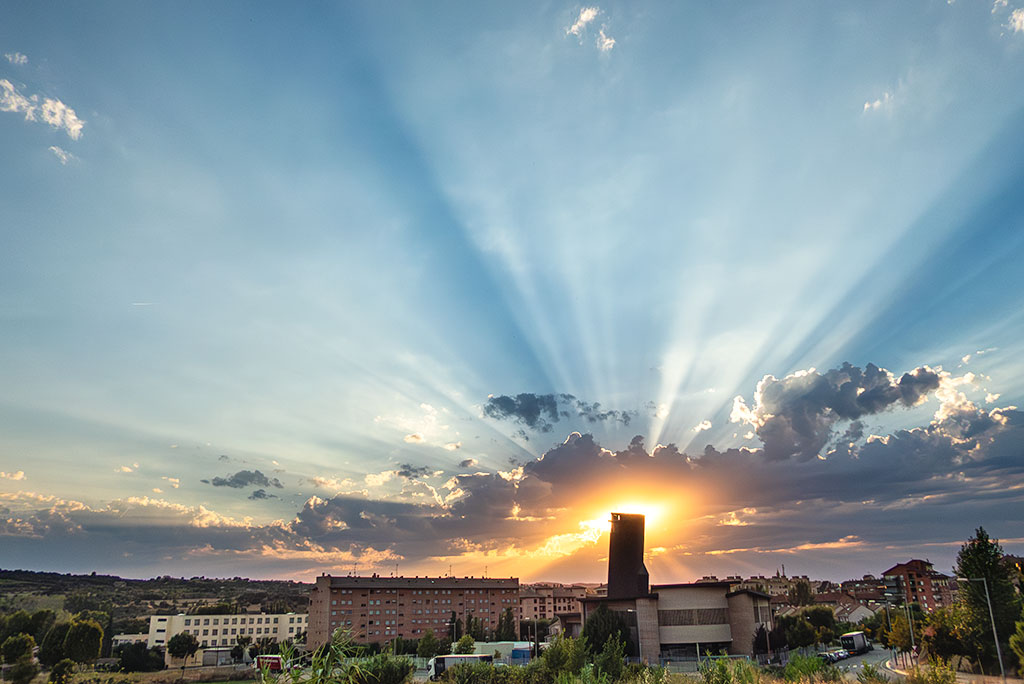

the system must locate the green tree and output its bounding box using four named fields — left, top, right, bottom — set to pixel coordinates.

left=166, top=631, right=200, bottom=662
left=495, top=608, right=516, bottom=641
left=1, top=610, right=33, bottom=641
left=788, top=581, right=814, bottom=606
left=49, top=658, right=76, bottom=684
left=7, top=656, right=40, bottom=684
left=39, top=622, right=71, bottom=667
left=1009, top=605, right=1024, bottom=672
left=2, top=633, right=36, bottom=663
left=886, top=613, right=921, bottom=656
left=921, top=606, right=969, bottom=662
left=581, top=604, right=632, bottom=656
left=955, top=527, right=1022, bottom=673
left=63, top=619, right=103, bottom=664
left=540, top=635, right=588, bottom=677
left=30, top=610, right=57, bottom=642
left=417, top=630, right=440, bottom=659
left=593, top=635, right=625, bottom=681
left=785, top=617, right=817, bottom=649
left=116, top=641, right=165, bottom=672
left=453, top=634, right=476, bottom=654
